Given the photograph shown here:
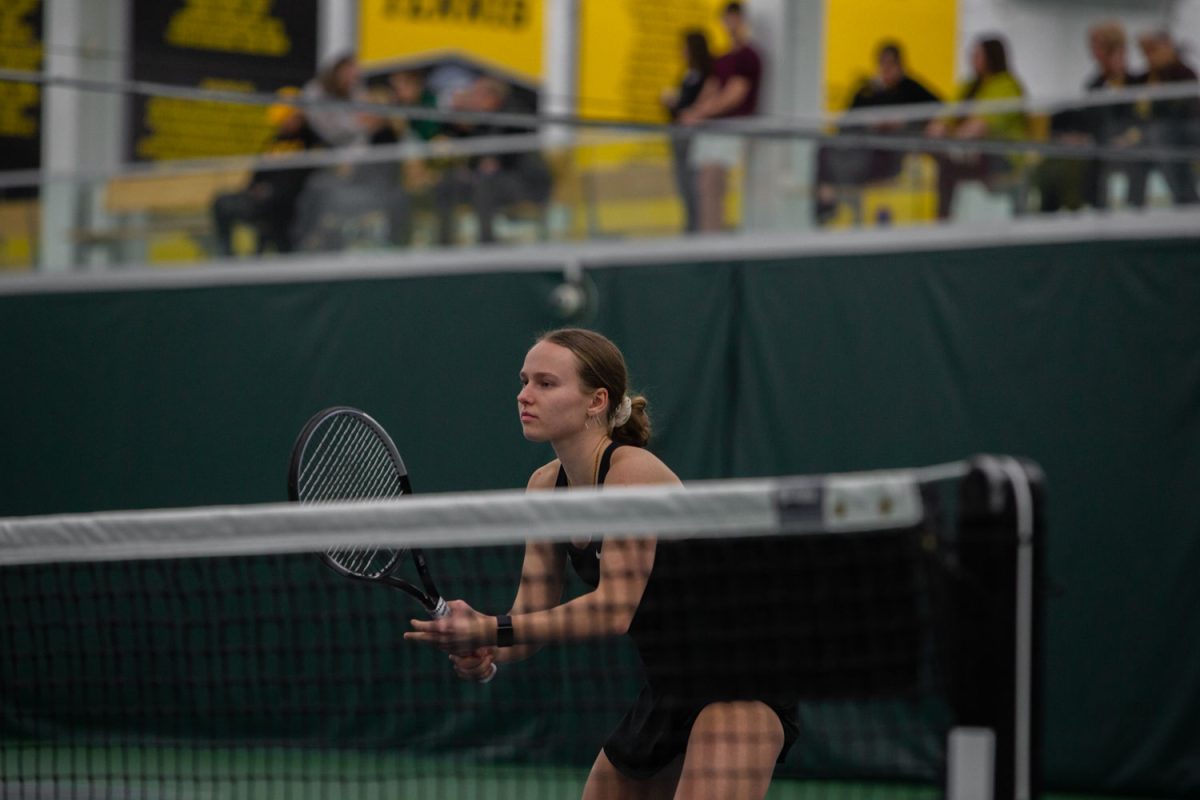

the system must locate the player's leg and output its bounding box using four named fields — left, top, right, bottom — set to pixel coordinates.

left=672, top=701, right=784, bottom=800
left=581, top=749, right=682, bottom=800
